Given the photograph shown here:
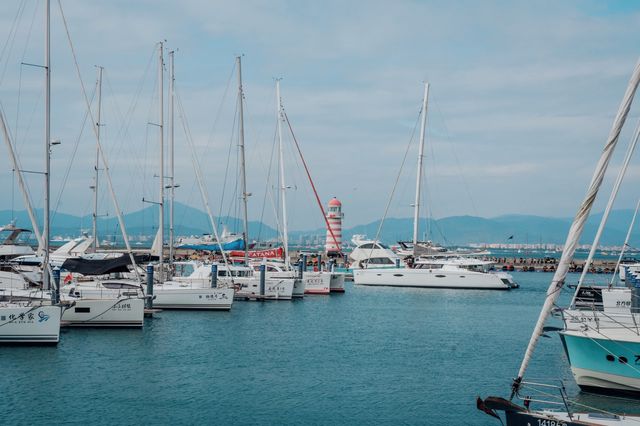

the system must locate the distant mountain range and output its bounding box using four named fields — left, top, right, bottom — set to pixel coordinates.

left=343, top=211, right=638, bottom=246
left=1, top=203, right=638, bottom=247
